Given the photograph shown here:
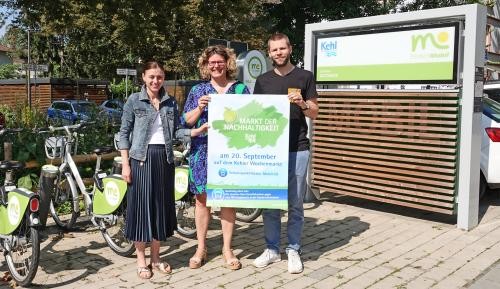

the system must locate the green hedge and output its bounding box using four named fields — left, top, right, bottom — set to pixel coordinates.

left=0, top=103, right=118, bottom=190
